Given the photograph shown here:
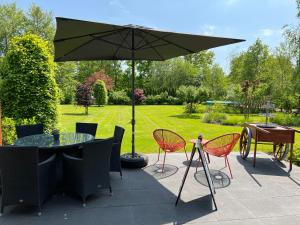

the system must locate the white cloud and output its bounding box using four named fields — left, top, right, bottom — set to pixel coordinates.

left=108, top=0, right=130, bottom=15
left=260, top=28, right=282, bottom=37
left=202, top=25, right=216, bottom=36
